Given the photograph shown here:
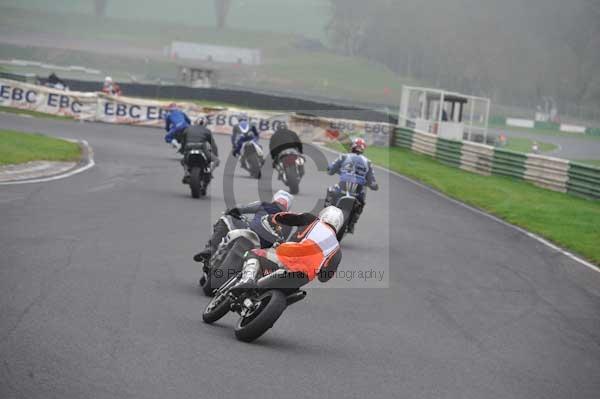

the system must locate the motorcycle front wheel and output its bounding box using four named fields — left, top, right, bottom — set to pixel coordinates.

left=202, top=291, right=231, bottom=324
left=284, top=165, right=300, bottom=194
left=234, top=290, right=287, bottom=342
